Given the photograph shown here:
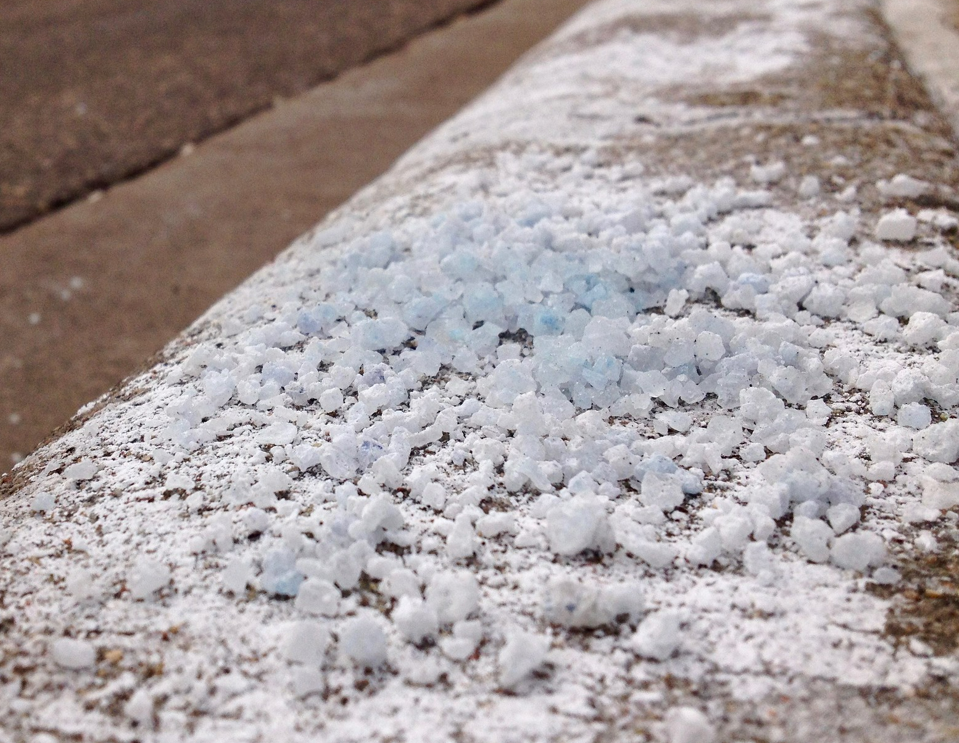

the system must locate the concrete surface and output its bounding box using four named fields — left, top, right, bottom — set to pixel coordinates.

left=0, top=0, right=594, bottom=468
left=0, top=0, right=491, bottom=232
left=883, top=0, right=959, bottom=138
